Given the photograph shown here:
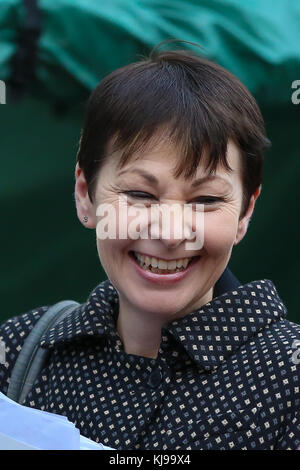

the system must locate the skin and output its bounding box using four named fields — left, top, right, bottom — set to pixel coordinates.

left=74, top=136, right=261, bottom=359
